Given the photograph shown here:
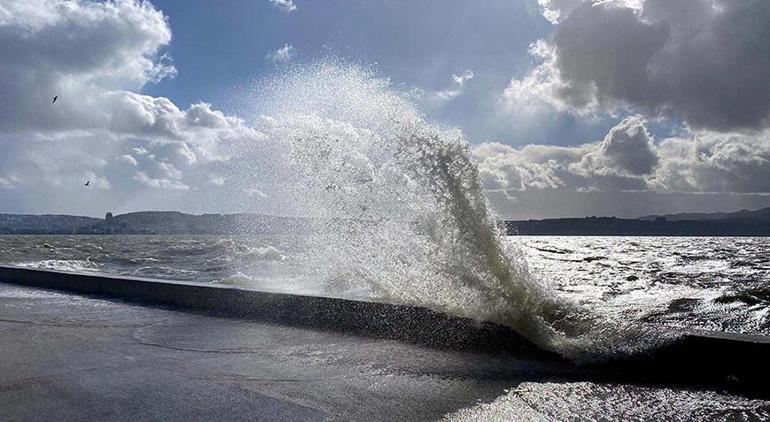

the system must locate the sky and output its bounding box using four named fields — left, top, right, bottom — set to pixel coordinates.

left=2, top=0, right=770, bottom=218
